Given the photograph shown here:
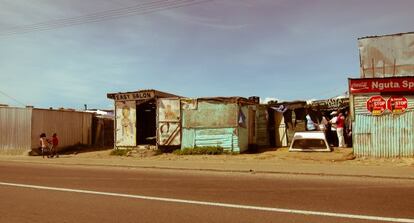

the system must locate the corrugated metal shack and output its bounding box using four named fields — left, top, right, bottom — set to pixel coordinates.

left=0, top=106, right=93, bottom=155
left=350, top=32, right=414, bottom=158
left=179, top=97, right=259, bottom=153
left=268, top=101, right=307, bottom=147
left=107, top=89, right=180, bottom=149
